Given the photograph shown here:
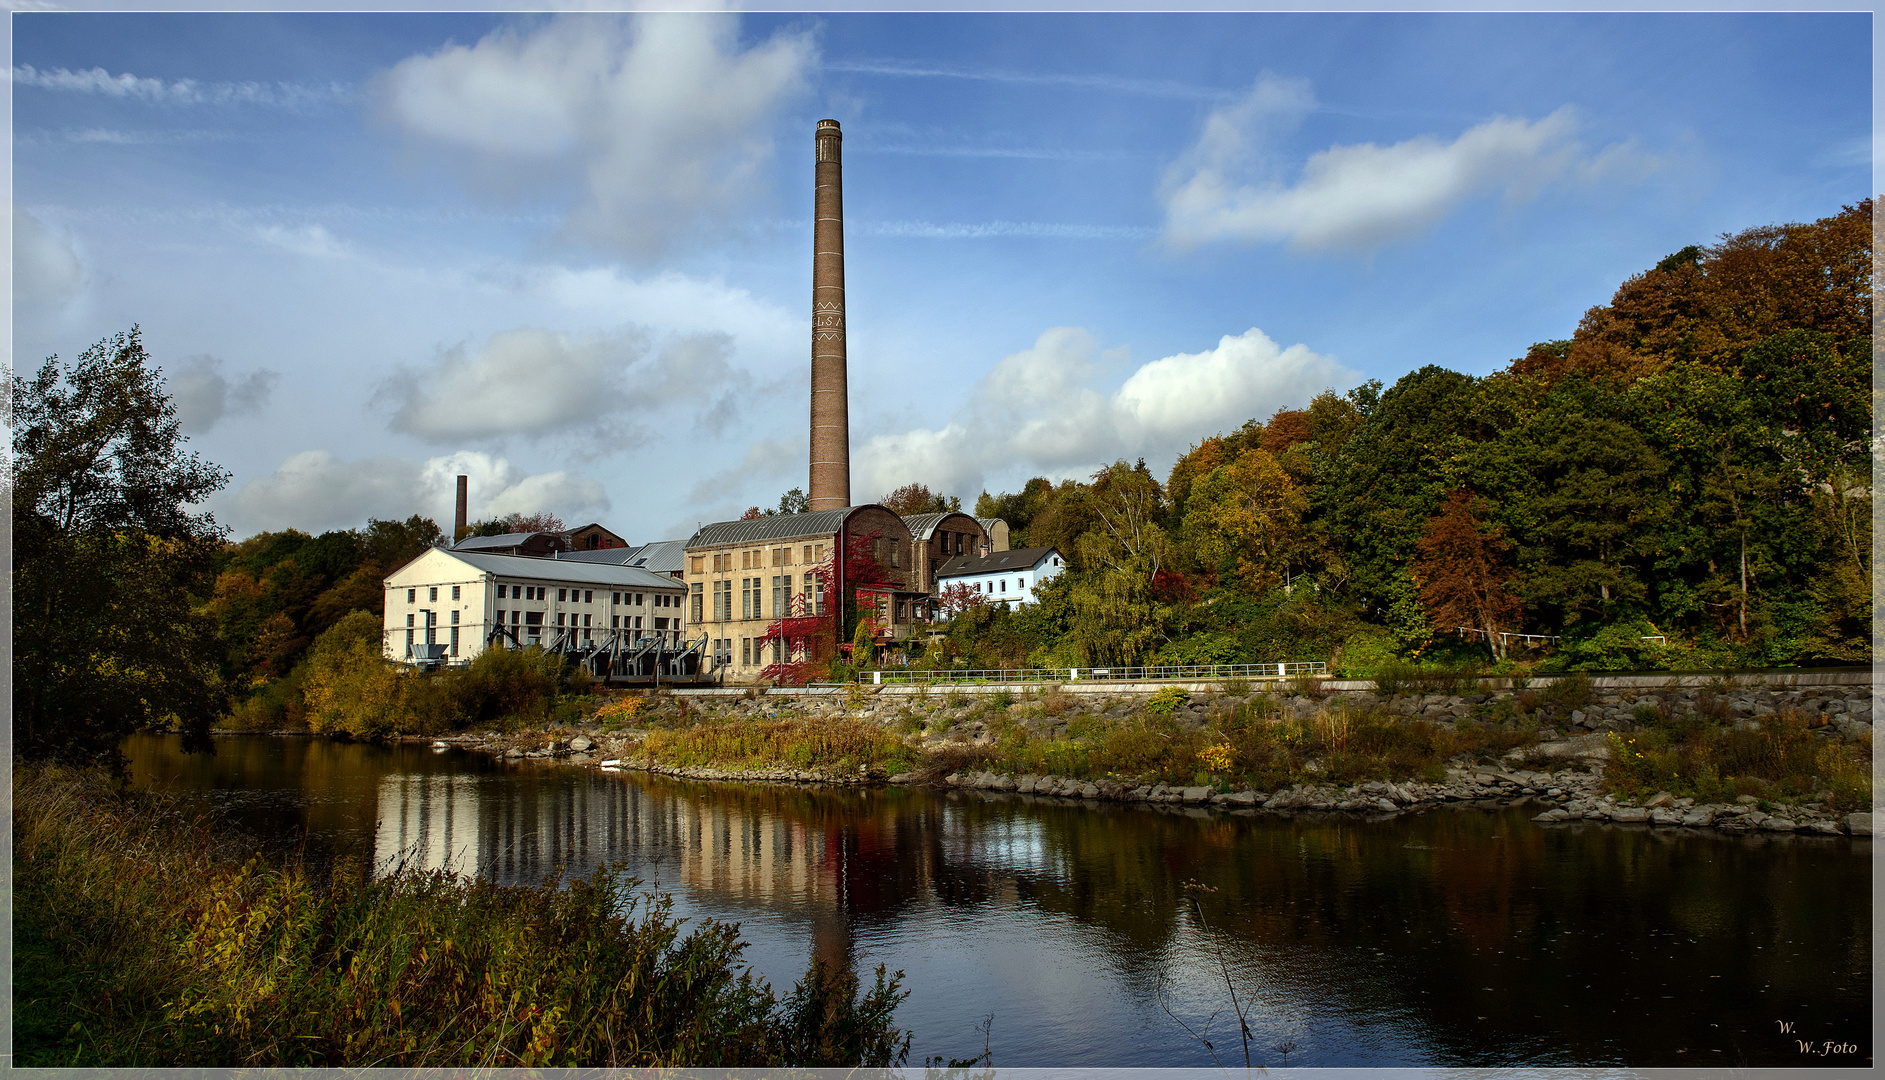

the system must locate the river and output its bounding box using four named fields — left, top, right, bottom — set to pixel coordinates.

left=126, top=732, right=1872, bottom=1069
